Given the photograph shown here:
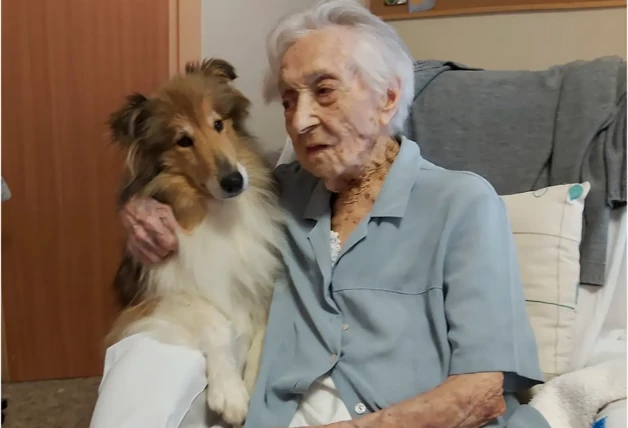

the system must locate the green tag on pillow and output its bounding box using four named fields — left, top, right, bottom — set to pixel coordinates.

left=568, top=184, right=584, bottom=201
